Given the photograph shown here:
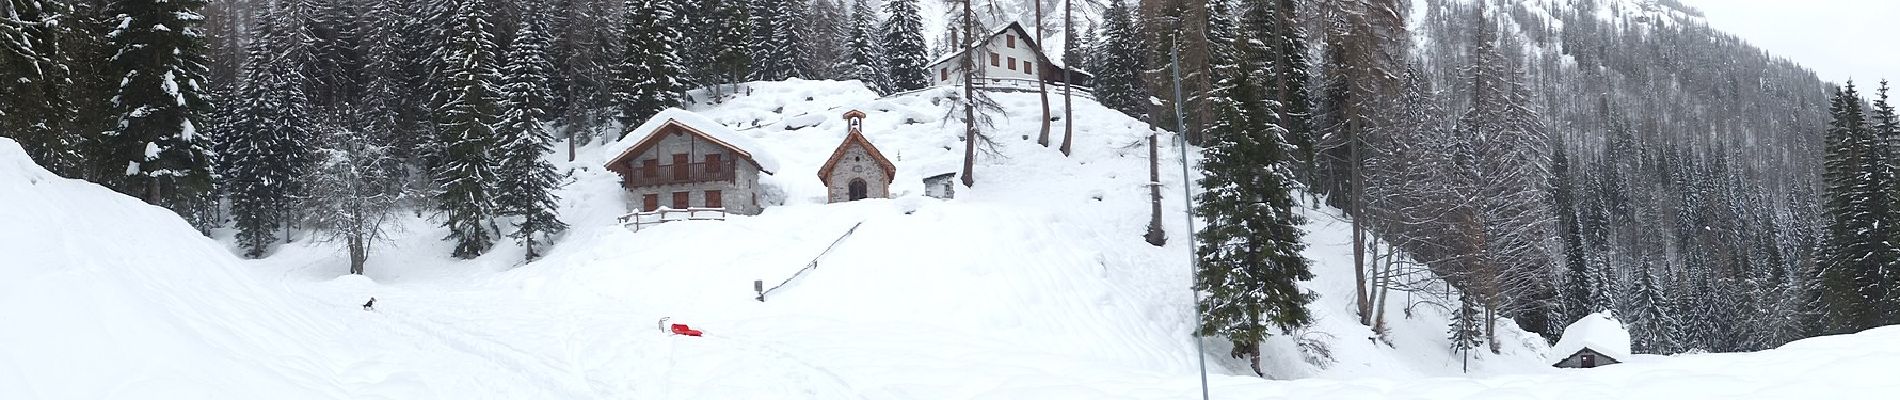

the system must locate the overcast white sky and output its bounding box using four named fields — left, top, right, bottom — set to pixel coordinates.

left=1681, top=0, right=1900, bottom=85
